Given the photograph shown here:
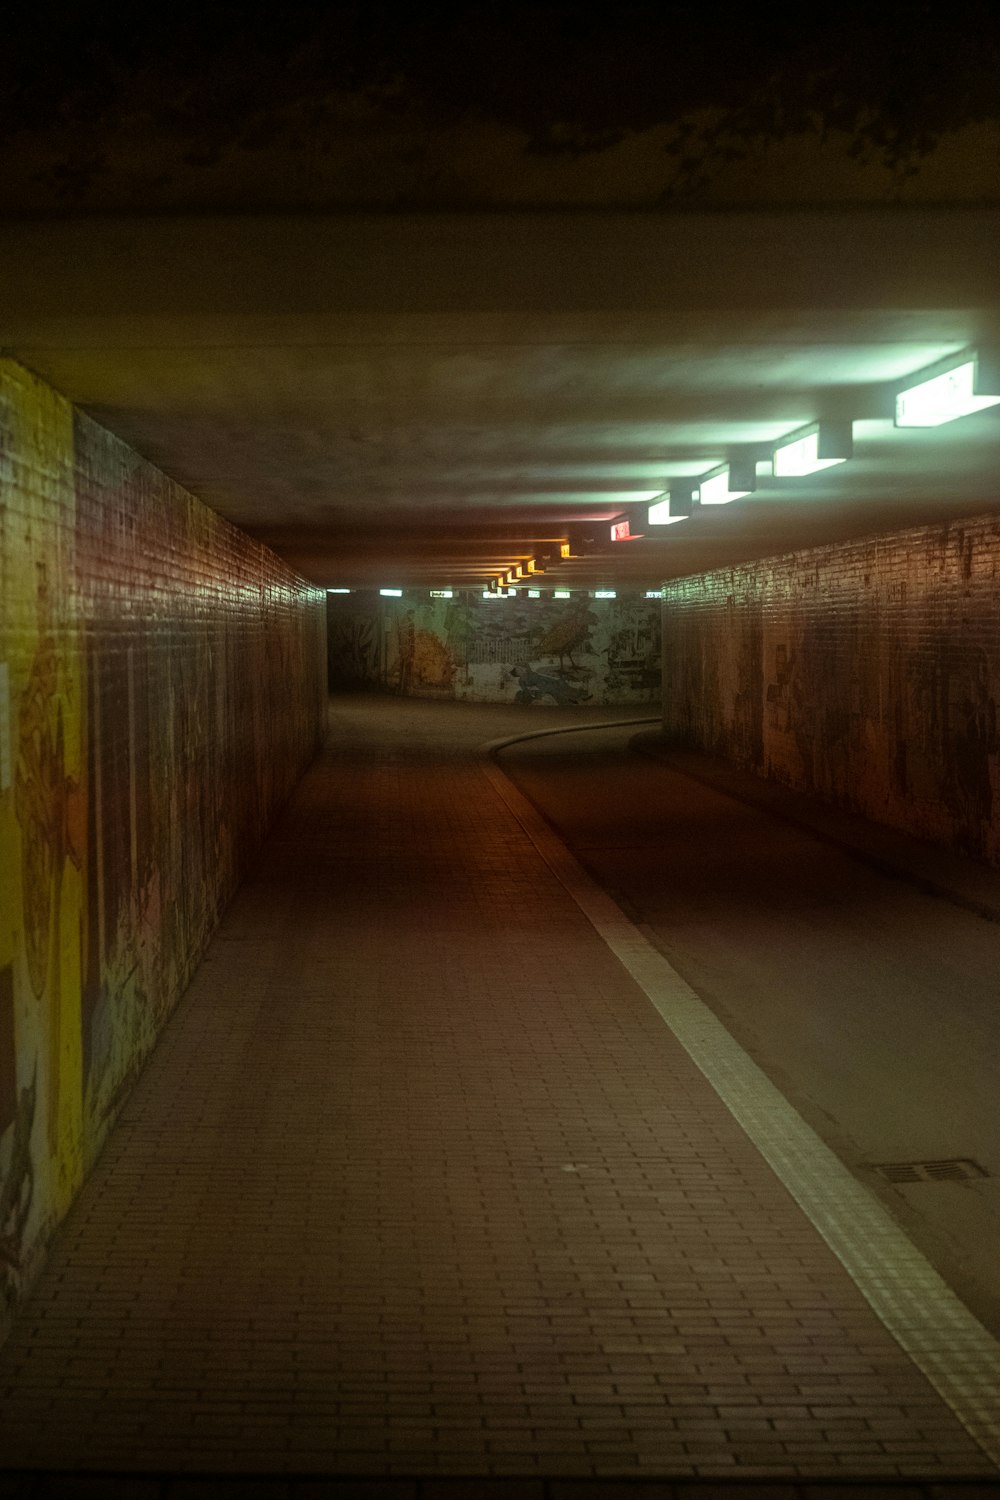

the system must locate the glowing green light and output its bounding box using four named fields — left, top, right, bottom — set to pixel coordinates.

left=773, top=430, right=847, bottom=476
left=896, top=360, right=1000, bottom=426
left=699, top=468, right=749, bottom=505
left=647, top=498, right=689, bottom=525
